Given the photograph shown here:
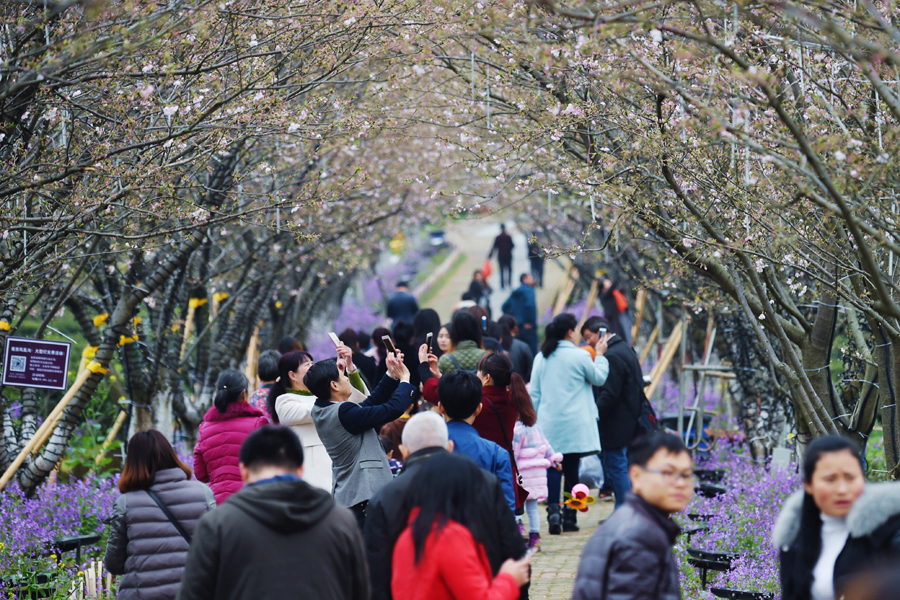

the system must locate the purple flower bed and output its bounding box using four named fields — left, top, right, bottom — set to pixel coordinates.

left=677, top=443, right=800, bottom=599
left=0, top=474, right=119, bottom=596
